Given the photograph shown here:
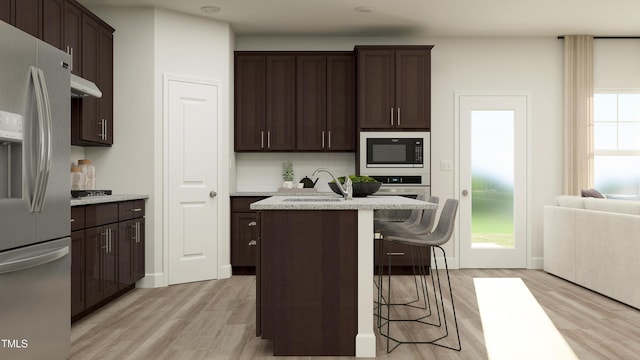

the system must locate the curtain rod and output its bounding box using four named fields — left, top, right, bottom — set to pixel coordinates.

left=557, top=36, right=640, bottom=39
